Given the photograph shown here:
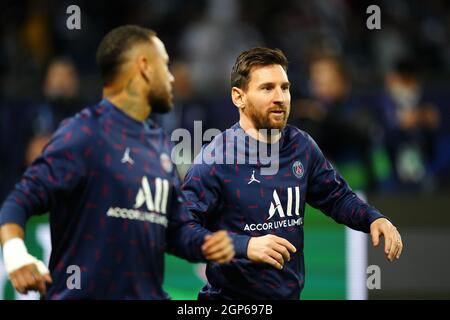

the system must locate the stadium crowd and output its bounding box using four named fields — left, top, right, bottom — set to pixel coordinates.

left=1, top=0, right=449, bottom=202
